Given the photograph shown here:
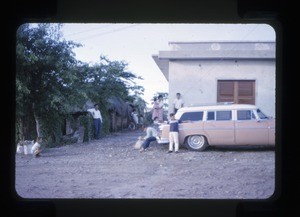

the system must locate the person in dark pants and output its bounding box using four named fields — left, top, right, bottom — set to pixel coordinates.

left=167, top=113, right=181, bottom=153
left=87, top=104, right=103, bottom=140
left=139, top=117, right=160, bottom=152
